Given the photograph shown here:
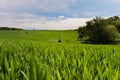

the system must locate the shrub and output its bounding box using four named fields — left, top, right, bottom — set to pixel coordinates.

left=102, top=25, right=120, bottom=43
